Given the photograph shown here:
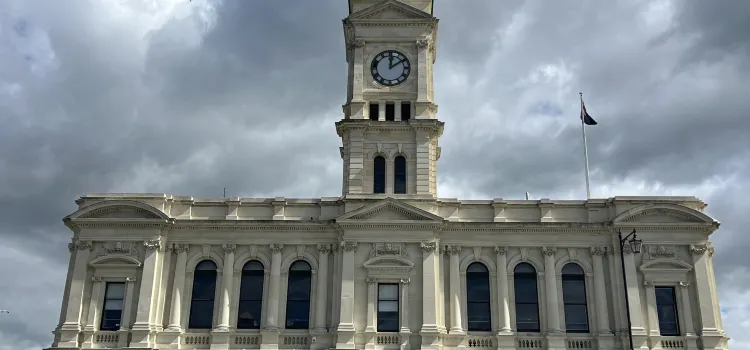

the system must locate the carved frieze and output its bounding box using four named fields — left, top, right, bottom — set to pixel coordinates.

left=642, top=245, right=684, bottom=260
left=97, top=241, right=138, bottom=257
left=369, top=243, right=407, bottom=258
